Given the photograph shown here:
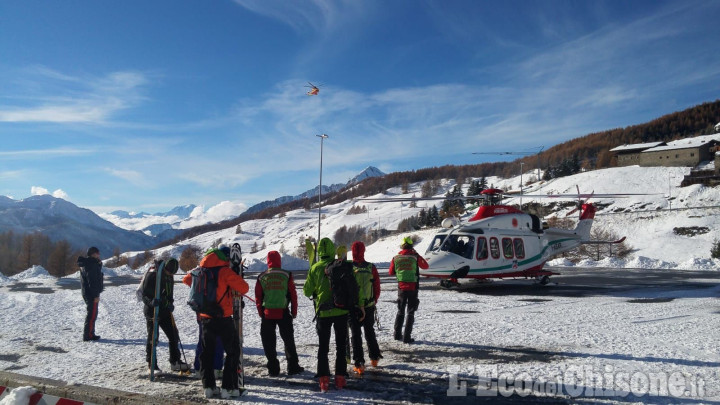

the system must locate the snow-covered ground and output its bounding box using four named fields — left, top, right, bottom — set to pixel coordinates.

left=1, top=261, right=718, bottom=404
